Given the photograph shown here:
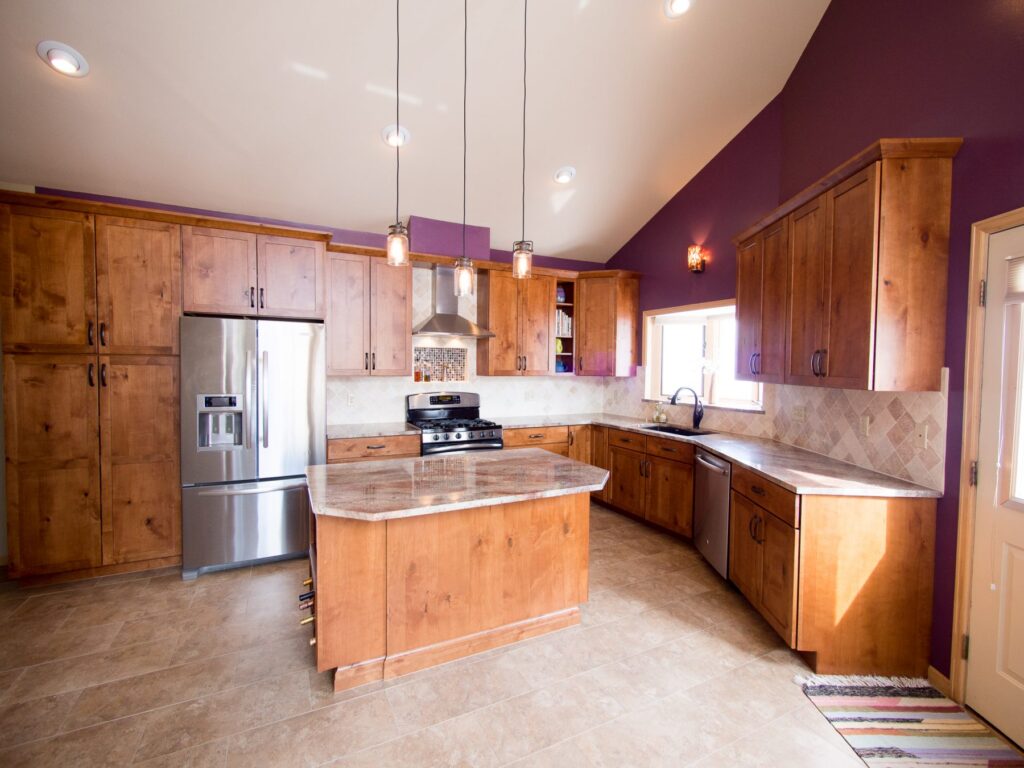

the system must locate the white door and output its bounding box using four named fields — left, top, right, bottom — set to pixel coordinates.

left=966, top=223, right=1024, bottom=747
